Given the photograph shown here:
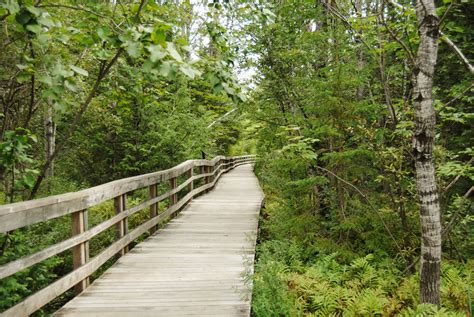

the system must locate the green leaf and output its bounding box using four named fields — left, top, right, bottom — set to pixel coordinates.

left=142, top=60, right=155, bottom=73
left=1, top=0, right=19, bottom=14
left=25, top=6, right=41, bottom=16
left=53, top=63, right=74, bottom=78
left=95, top=49, right=113, bottom=60
left=53, top=101, right=66, bottom=112
left=21, top=173, right=36, bottom=188
left=16, top=72, right=31, bottom=83
left=151, top=29, right=166, bottom=45
left=213, top=83, right=224, bottom=94
left=26, top=24, right=42, bottom=34
left=166, top=42, right=183, bottom=63
left=38, top=74, right=53, bottom=86
left=69, top=65, right=89, bottom=77
left=207, top=73, right=220, bottom=86
left=41, top=89, right=57, bottom=100
left=64, top=79, right=78, bottom=92
left=37, top=16, right=54, bottom=27
left=125, top=41, right=141, bottom=58
left=179, top=65, right=197, bottom=79
left=29, top=134, right=37, bottom=143
left=237, top=93, right=247, bottom=102
left=37, top=33, right=51, bottom=45
left=222, top=83, right=235, bottom=95
left=97, top=27, right=111, bottom=41
left=148, top=45, right=167, bottom=62
left=158, top=61, right=173, bottom=77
